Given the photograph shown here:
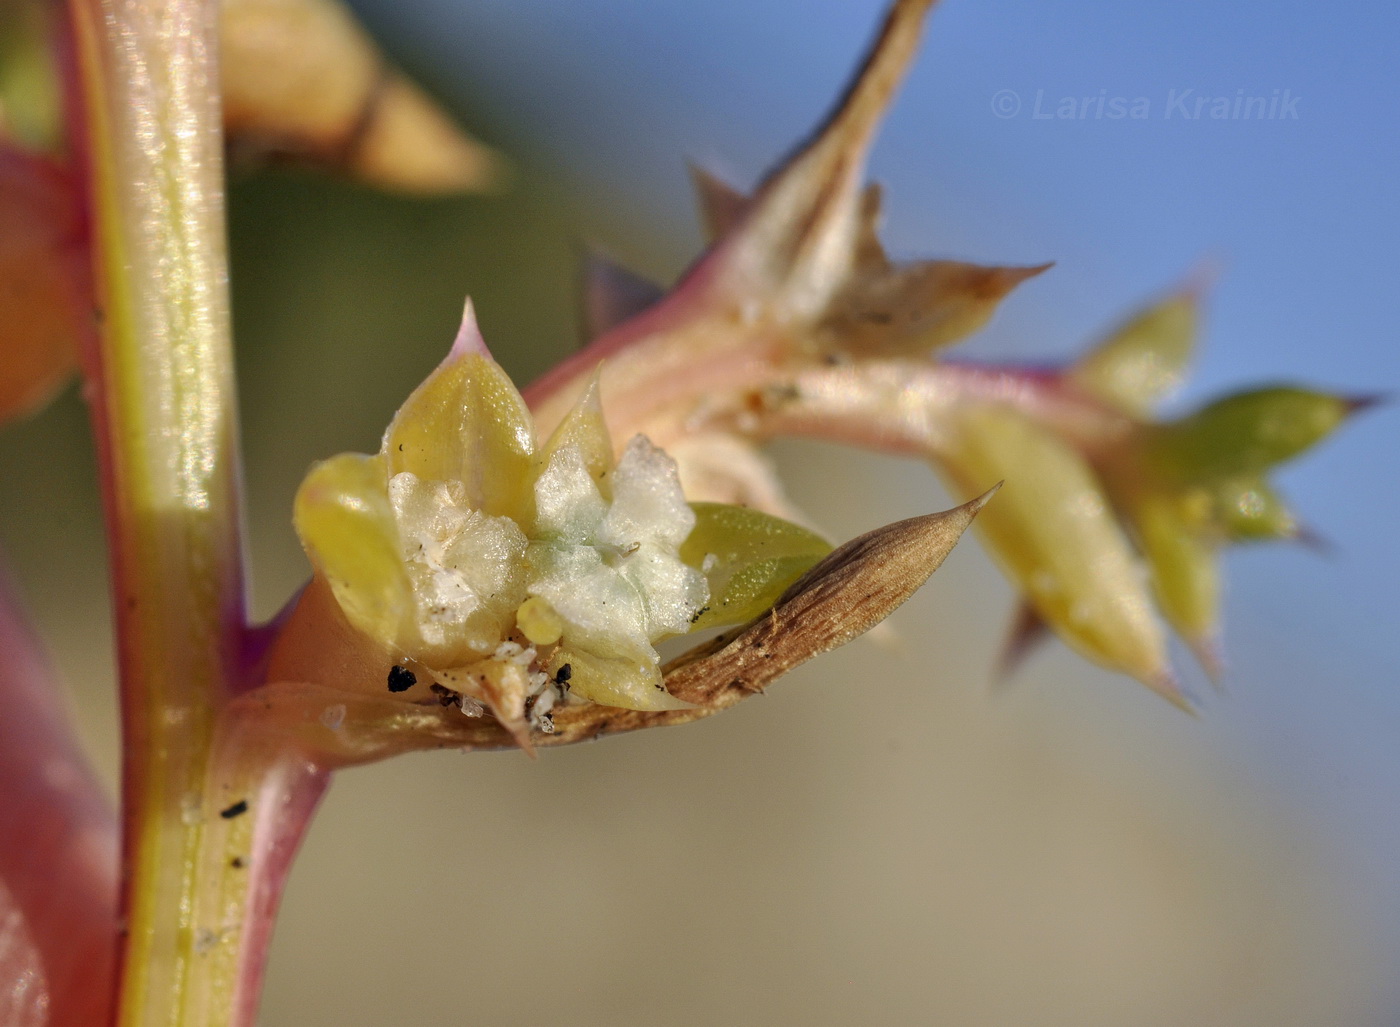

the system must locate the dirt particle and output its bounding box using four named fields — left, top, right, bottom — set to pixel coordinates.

left=387, top=665, right=417, bottom=693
